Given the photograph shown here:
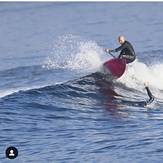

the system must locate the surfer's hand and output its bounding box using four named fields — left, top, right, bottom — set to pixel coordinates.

left=105, top=49, right=110, bottom=53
